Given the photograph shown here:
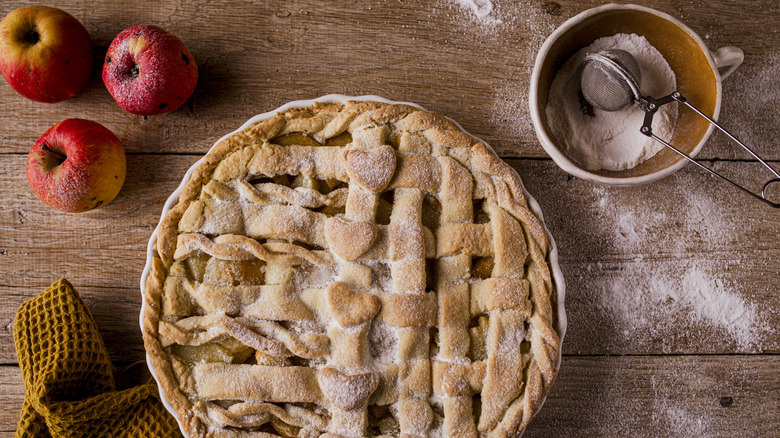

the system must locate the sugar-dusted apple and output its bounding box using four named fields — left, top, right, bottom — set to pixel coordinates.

left=103, top=25, right=197, bottom=115
left=26, top=119, right=126, bottom=213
